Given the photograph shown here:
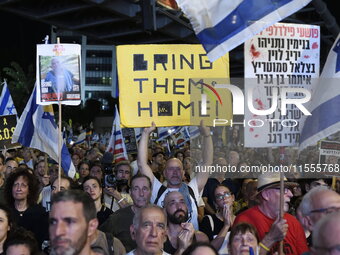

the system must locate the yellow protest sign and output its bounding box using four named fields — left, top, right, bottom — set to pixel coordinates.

left=117, top=44, right=231, bottom=127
